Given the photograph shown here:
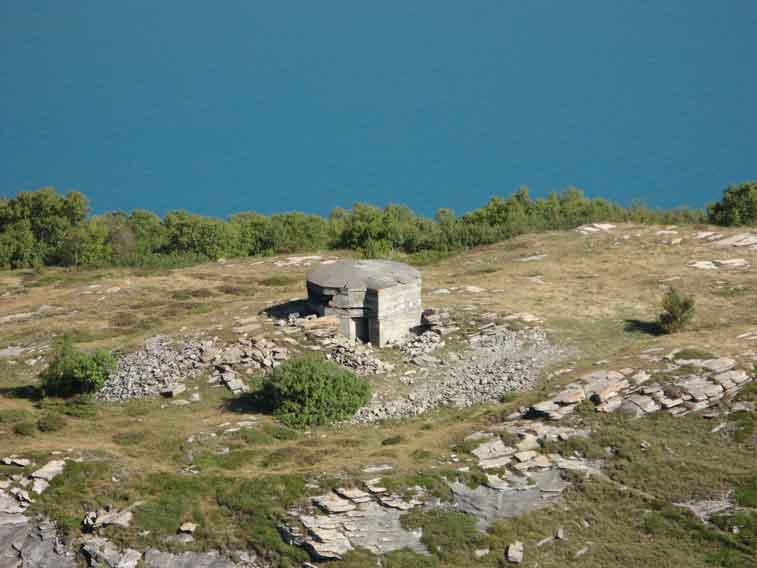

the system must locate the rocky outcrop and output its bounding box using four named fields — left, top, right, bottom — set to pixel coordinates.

left=525, top=357, right=754, bottom=422
left=281, top=487, right=427, bottom=561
